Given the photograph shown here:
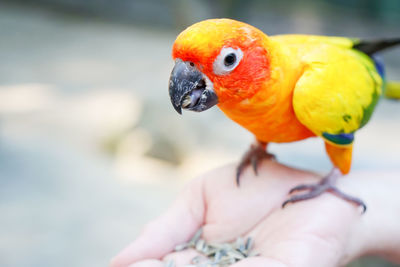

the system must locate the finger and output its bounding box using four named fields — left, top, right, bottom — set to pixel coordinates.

left=128, top=260, right=164, bottom=267
left=163, top=249, right=205, bottom=266
left=232, top=257, right=287, bottom=267
left=111, top=178, right=205, bottom=267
